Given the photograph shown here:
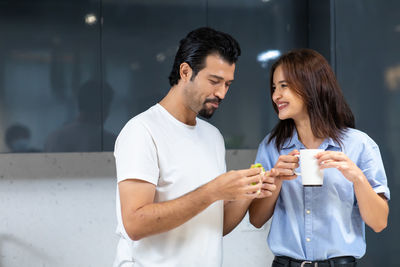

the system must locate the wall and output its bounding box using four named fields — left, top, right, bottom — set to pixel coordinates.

left=0, top=150, right=273, bottom=267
